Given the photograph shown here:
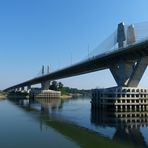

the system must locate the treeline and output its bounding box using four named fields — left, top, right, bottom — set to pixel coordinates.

left=0, top=90, right=7, bottom=95
left=61, top=87, right=91, bottom=96
left=49, top=81, right=63, bottom=91
left=49, top=81, right=91, bottom=96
